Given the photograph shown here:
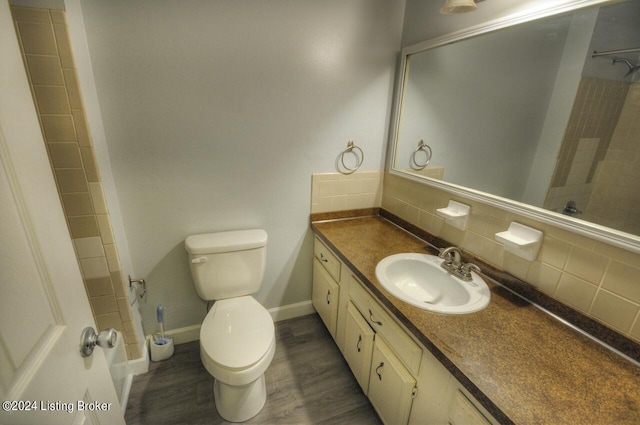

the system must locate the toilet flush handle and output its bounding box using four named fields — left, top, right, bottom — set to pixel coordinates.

left=191, top=257, right=208, bottom=264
